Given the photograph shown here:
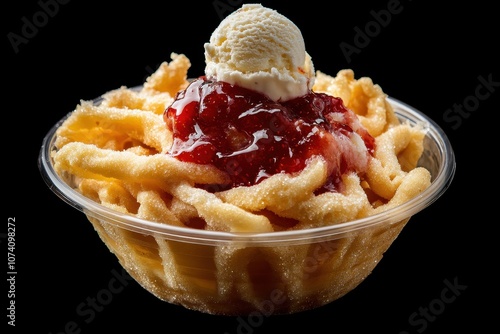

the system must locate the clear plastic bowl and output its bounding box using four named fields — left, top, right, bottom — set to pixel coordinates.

left=38, top=96, right=455, bottom=315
